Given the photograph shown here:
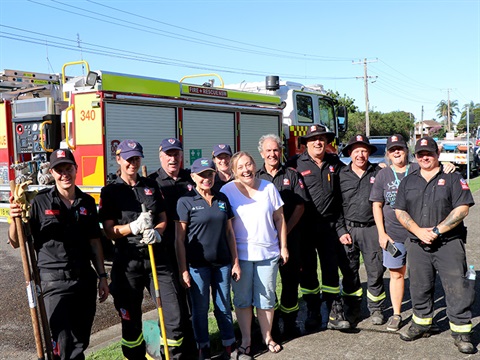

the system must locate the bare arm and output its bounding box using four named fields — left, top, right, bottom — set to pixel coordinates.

left=372, top=201, right=392, bottom=249
left=226, top=219, right=241, bottom=281
left=175, top=221, right=190, bottom=288
left=89, top=237, right=109, bottom=302
left=395, top=209, right=436, bottom=244
left=437, top=205, right=469, bottom=234
left=273, top=207, right=289, bottom=264
left=286, top=203, right=304, bottom=234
